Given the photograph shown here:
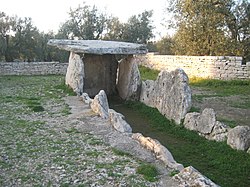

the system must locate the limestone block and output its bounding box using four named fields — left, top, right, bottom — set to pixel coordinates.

left=183, top=112, right=200, bottom=131
left=81, top=93, right=93, bottom=105
left=90, top=90, right=109, bottom=119
left=140, top=69, right=192, bottom=125
left=109, top=109, right=132, bottom=133
left=198, top=108, right=217, bottom=134
left=117, top=55, right=141, bottom=100
left=48, top=39, right=147, bottom=55
left=132, top=133, right=184, bottom=171
left=184, top=109, right=217, bottom=135
left=227, top=126, right=250, bottom=151
left=204, top=121, right=230, bottom=142
left=140, top=80, right=155, bottom=107
left=173, top=166, right=220, bottom=187
left=66, top=52, right=84, bottom=95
